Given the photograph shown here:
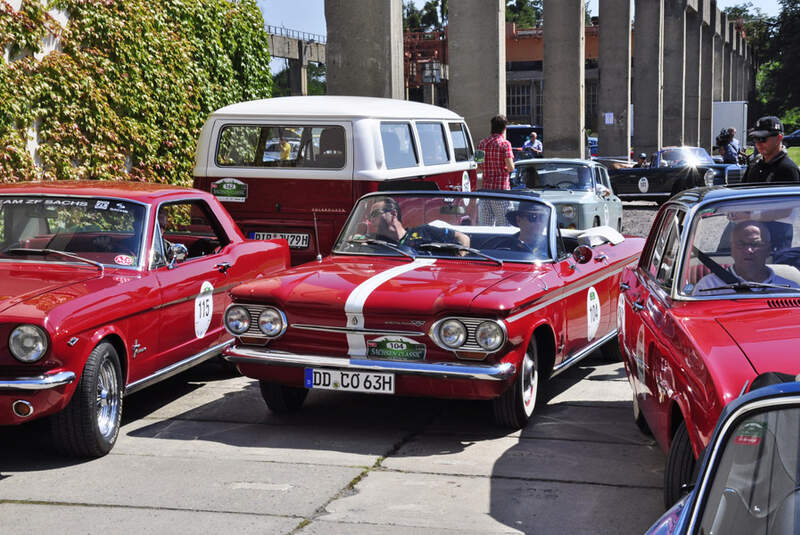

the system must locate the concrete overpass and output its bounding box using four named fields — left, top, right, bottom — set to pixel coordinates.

left=266, top=25, right=326, bottom=96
